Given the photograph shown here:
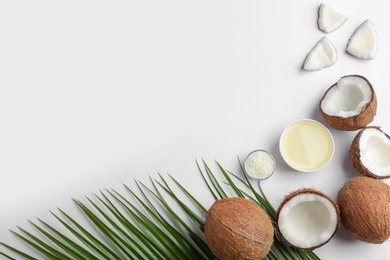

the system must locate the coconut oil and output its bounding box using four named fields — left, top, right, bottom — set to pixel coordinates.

left=280, top=119, right=334, bottom=172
